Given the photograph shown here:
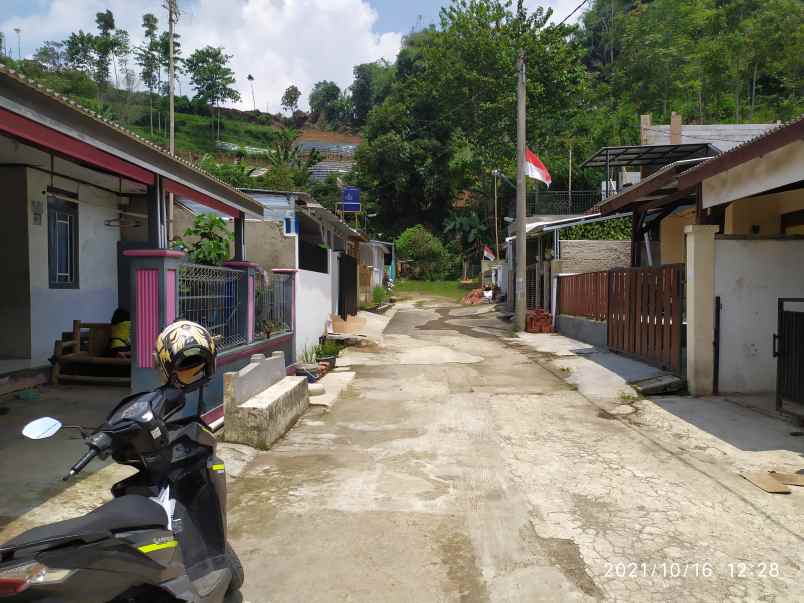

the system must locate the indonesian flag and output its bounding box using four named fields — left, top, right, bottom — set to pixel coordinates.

left=526, top=148, right=552, bottom=187
left=483, top=245, right=496, bottom=261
